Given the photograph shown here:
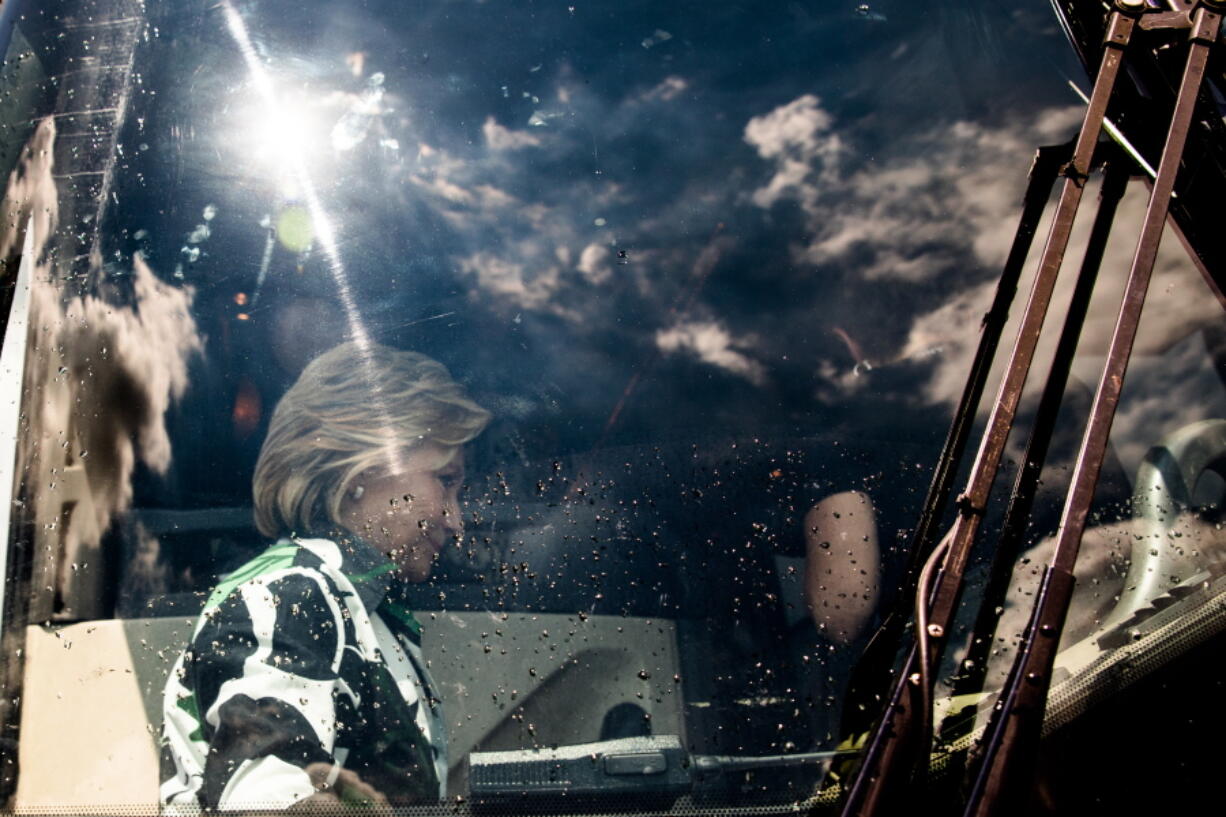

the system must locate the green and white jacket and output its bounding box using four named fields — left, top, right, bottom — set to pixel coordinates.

left=160, top=536, right=448, bottom=811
